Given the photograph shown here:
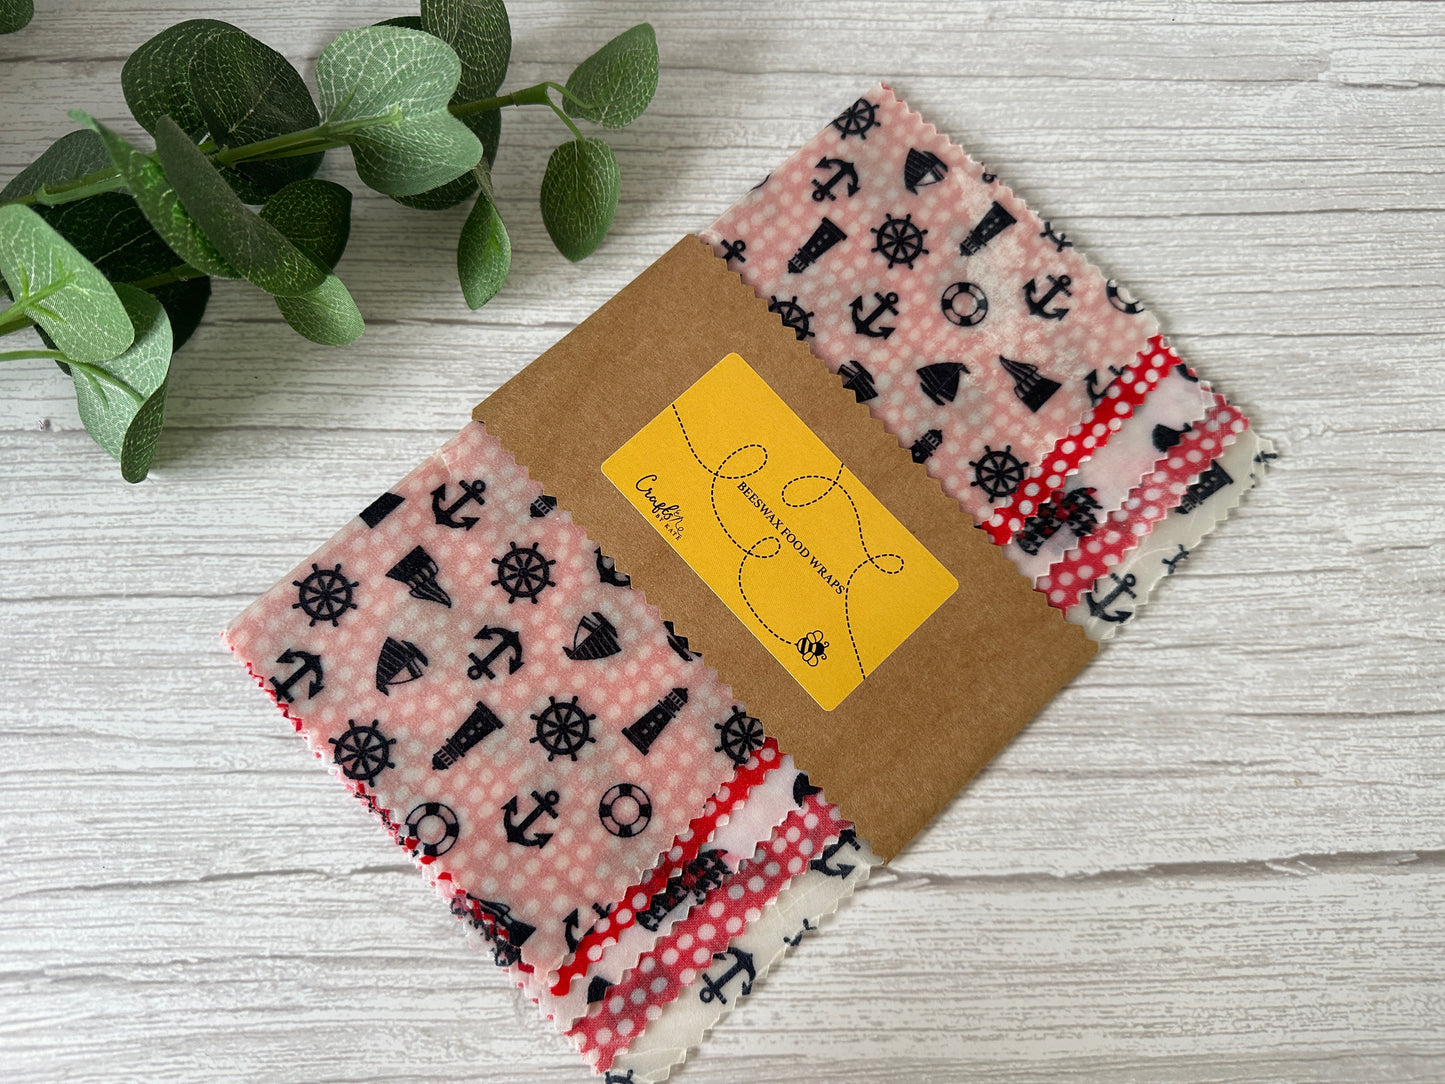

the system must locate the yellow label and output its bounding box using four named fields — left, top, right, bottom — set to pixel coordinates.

left=603, top=353, right=957, bottom=710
